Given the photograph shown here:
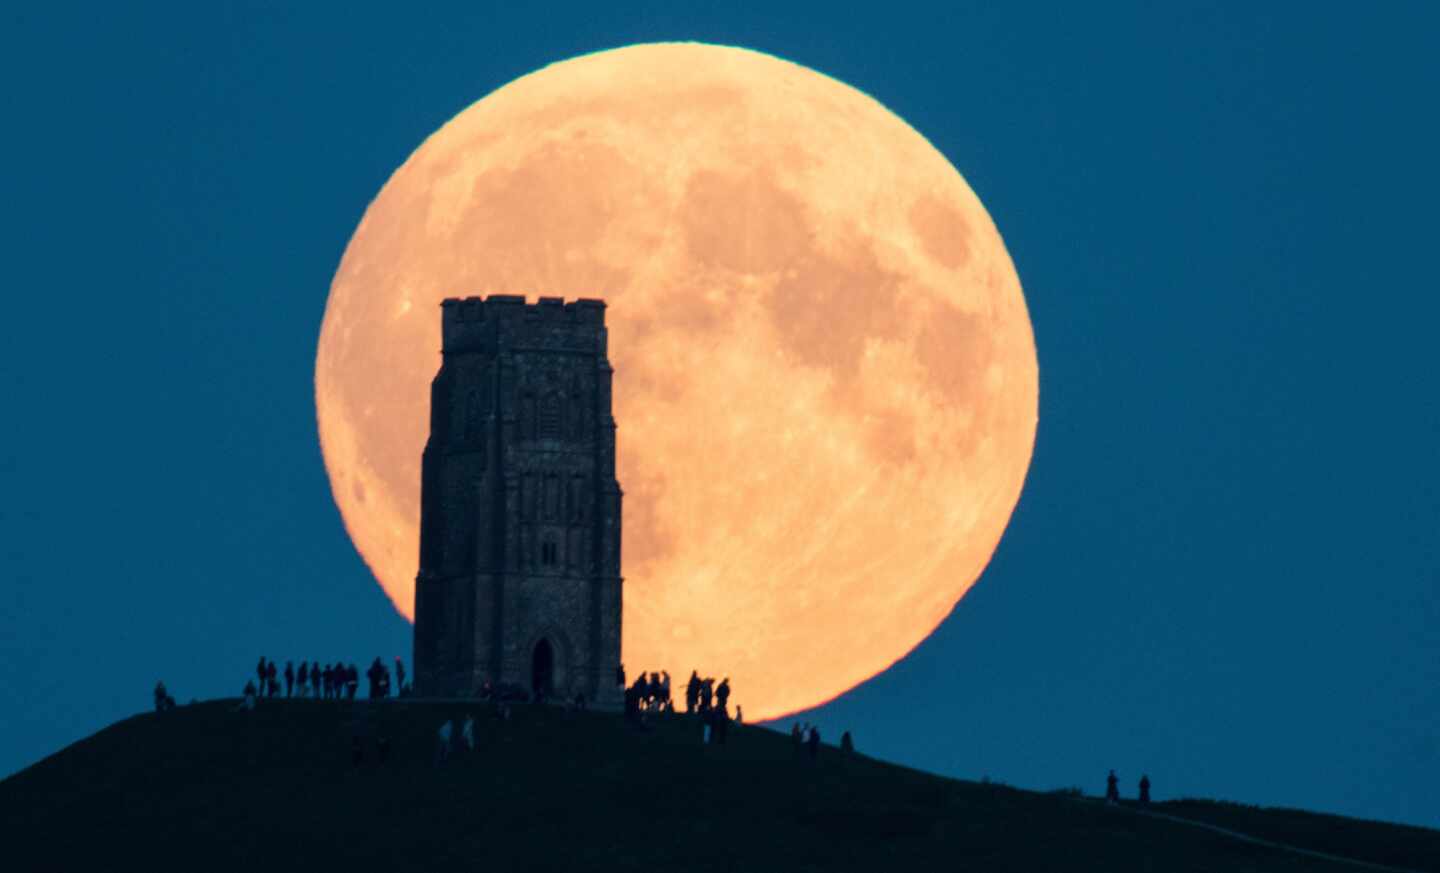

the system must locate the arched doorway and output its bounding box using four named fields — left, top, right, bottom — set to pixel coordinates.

left=531, top=638, right=554, bottom=700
